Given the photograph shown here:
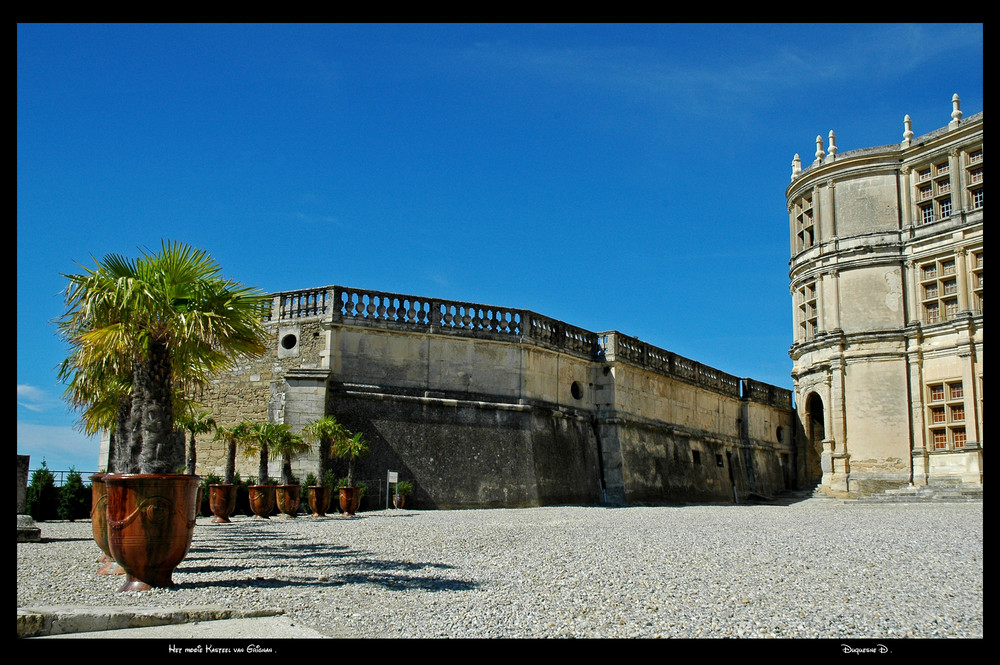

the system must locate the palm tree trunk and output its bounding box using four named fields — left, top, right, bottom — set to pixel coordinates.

left=185, top=434, right=197, bottom=475
left=137, top=340, right=181, bottom=474
left=257, top=444, right=269, bottom=485
left=281, top=455, right=293, bottom=485
left=224, top=439, right=236, bottom=484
